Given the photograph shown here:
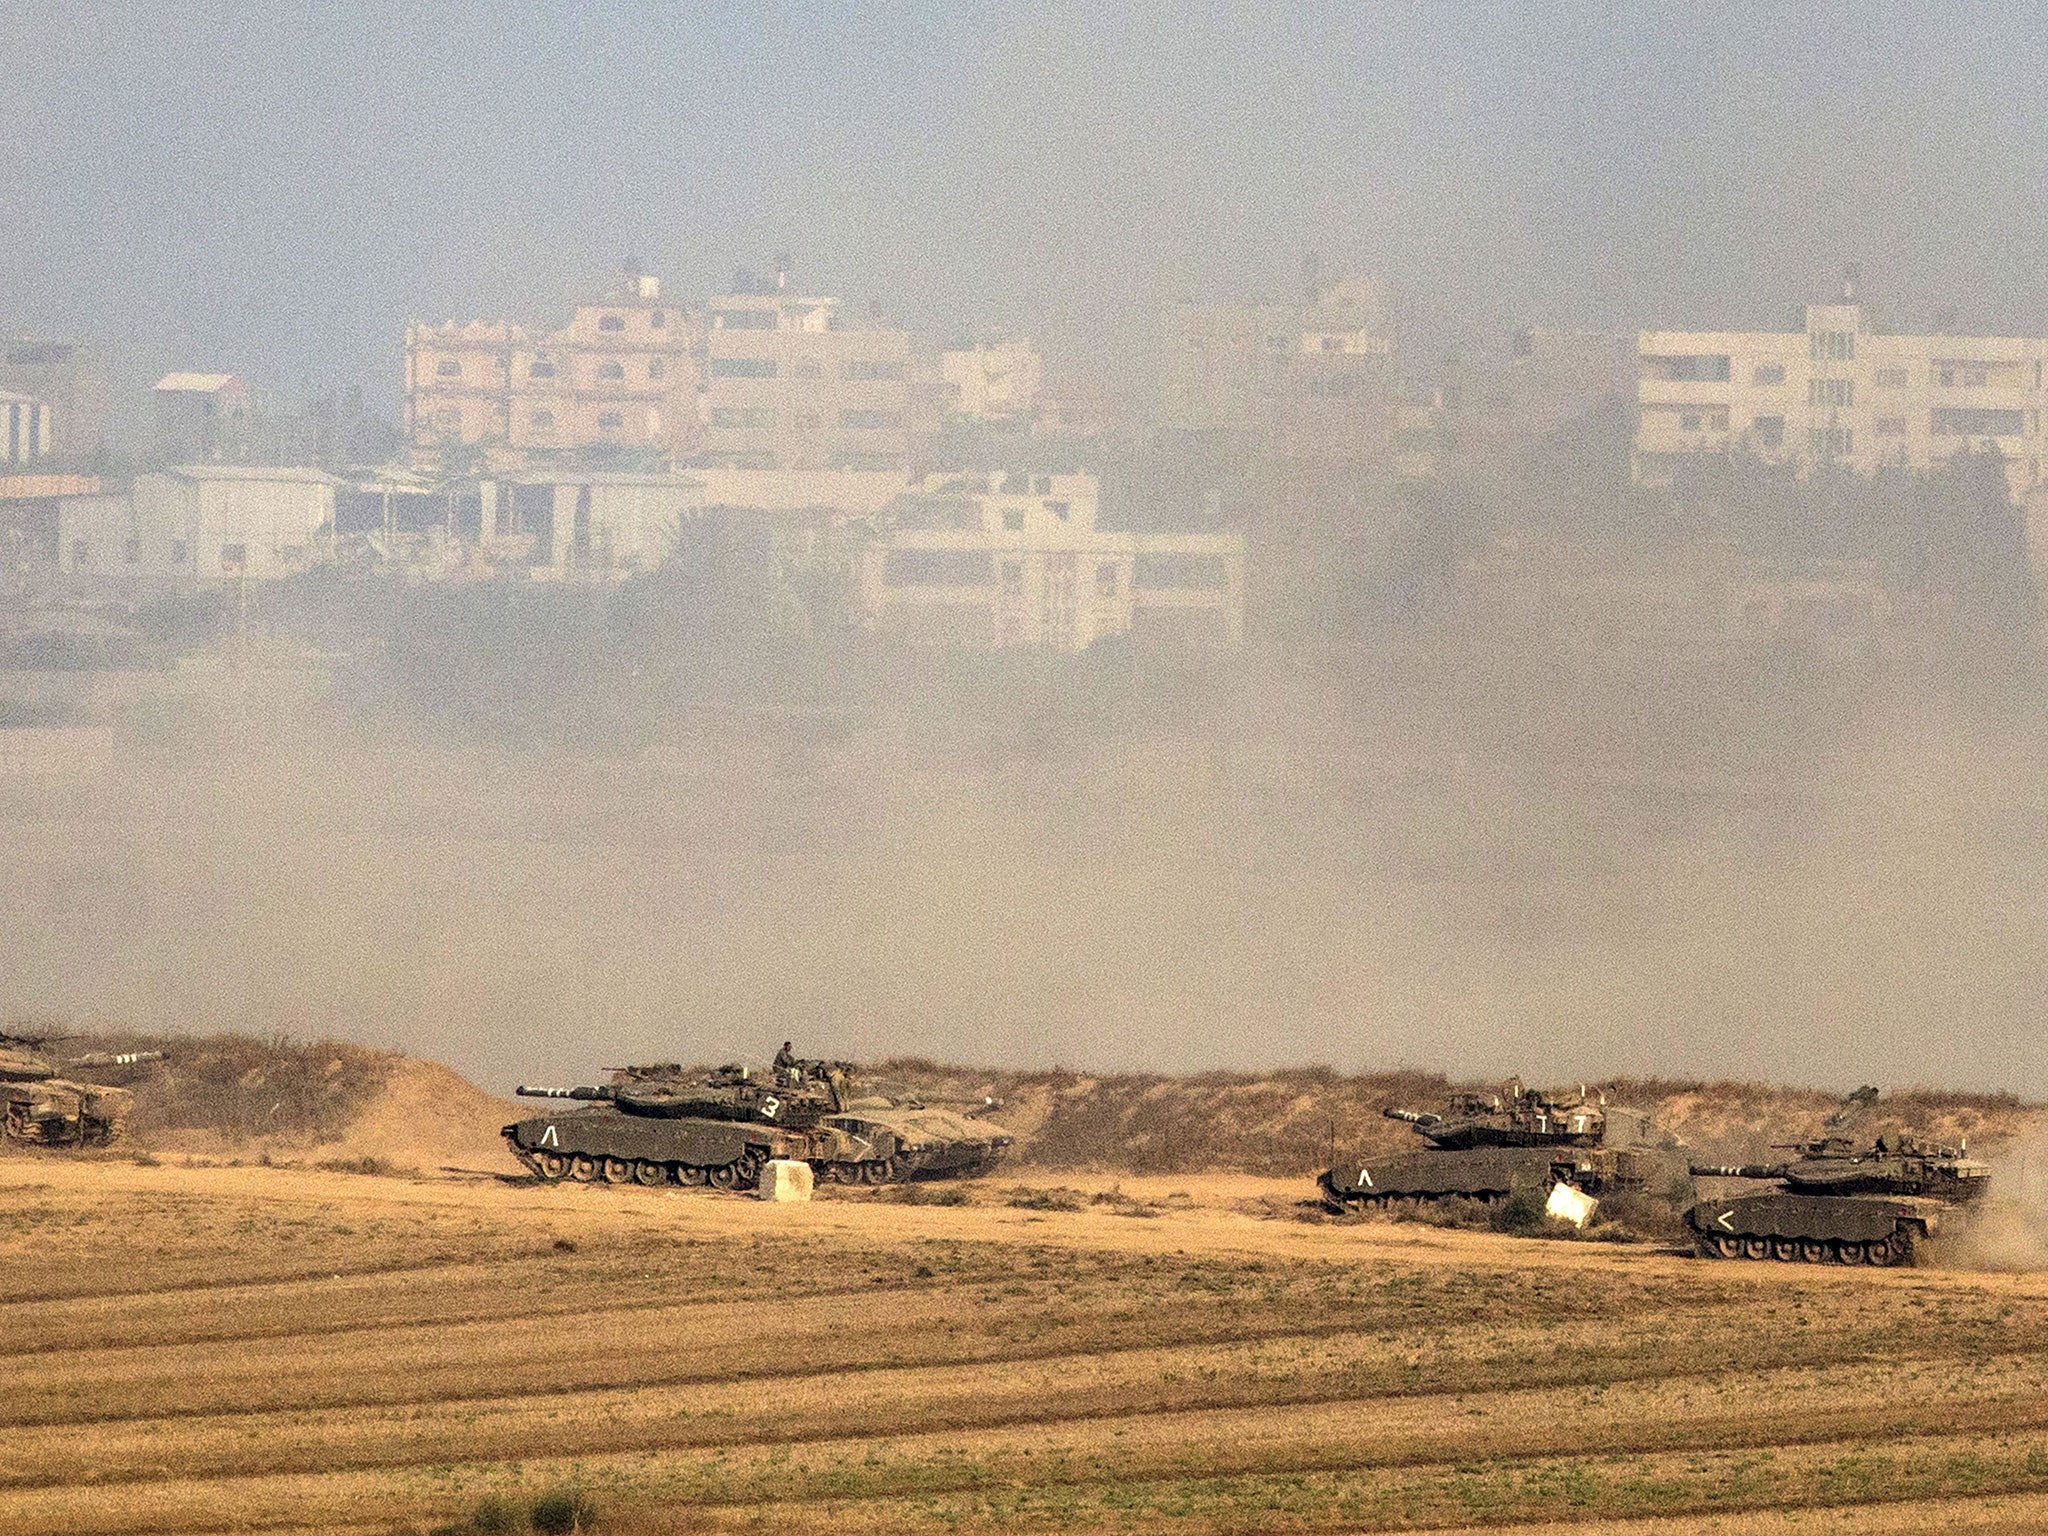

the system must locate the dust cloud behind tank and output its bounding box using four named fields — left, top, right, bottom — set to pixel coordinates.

left=0, top=1031, right=165, bottom=1148
left=1687, top=1087, right=1990, bottom=1266
left=1316, top=1082, right=1690, bottom=1215
left=502, top=1050, right=1013, bottom=1190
